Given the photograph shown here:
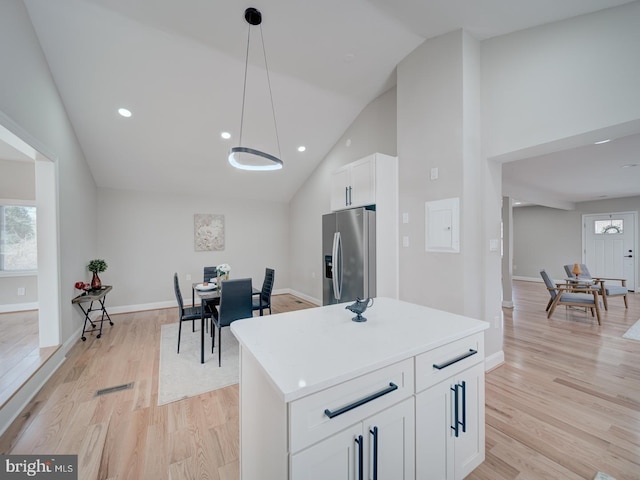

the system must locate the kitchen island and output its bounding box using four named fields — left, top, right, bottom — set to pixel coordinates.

left=231, top=297, right=489, bottom=480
